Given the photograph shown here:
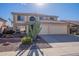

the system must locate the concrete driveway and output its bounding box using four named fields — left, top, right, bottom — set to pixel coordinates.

left=40, top=34, right=79, bottom=43
left=39, top=34, right=79, bottom=56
